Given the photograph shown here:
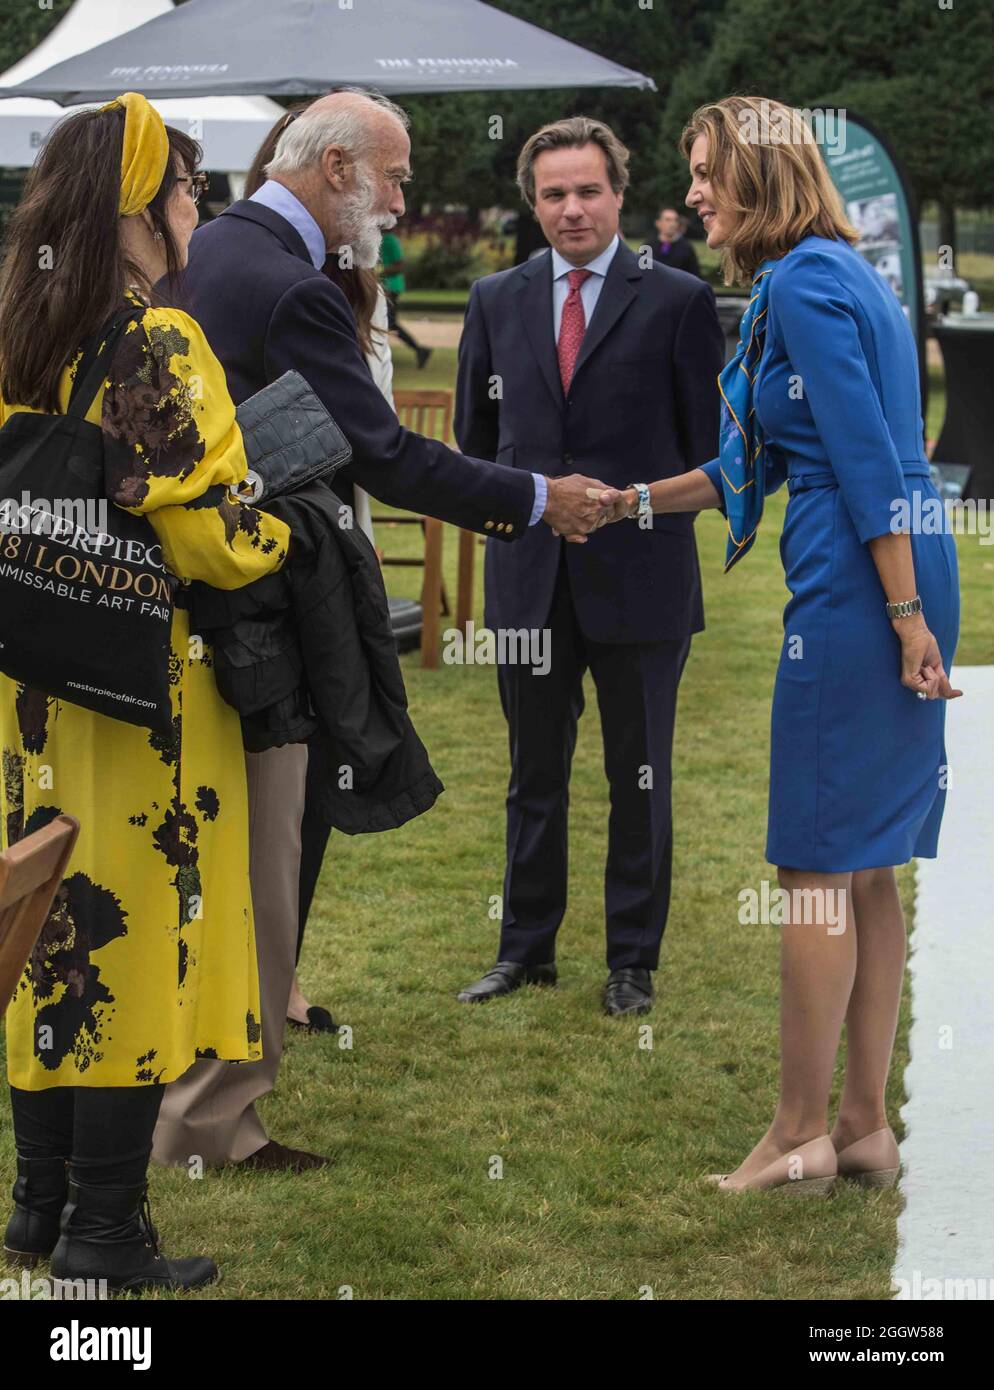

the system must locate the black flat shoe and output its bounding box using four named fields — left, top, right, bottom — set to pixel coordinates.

left=457, top=960, right=556, bottom=1003
left=286, top=1005, right=338, bottom=1034
left=603, top=967, right=654, bottom=1016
